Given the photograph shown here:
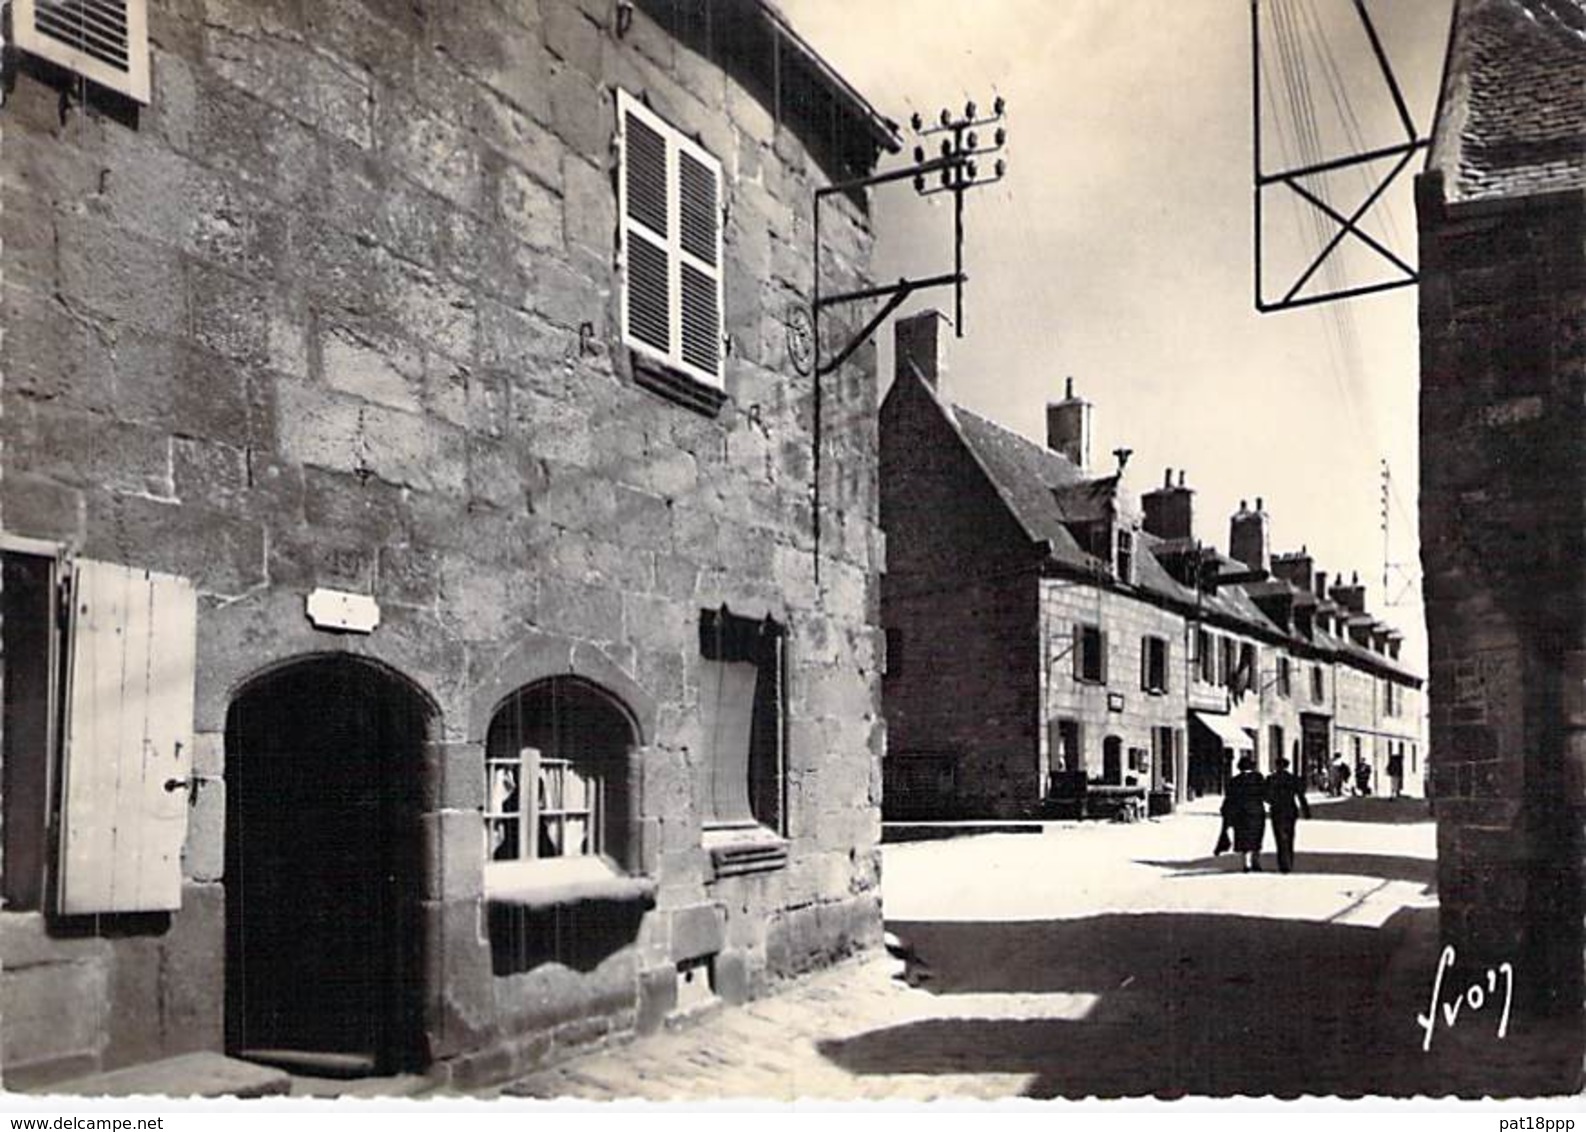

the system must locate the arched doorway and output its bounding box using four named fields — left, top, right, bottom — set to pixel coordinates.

left=225, top=655, right=433, bottom=1076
